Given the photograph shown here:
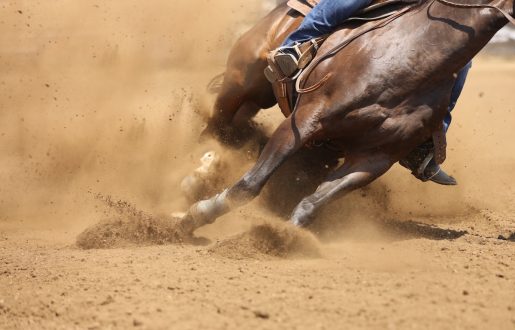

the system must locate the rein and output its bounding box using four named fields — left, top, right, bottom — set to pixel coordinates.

left=434, top=0, right=515, bottom=25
